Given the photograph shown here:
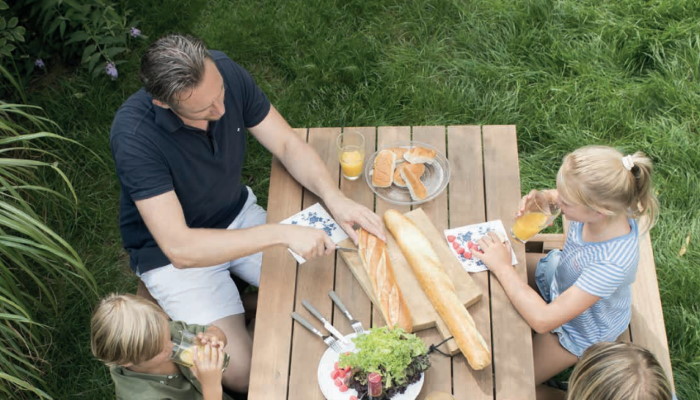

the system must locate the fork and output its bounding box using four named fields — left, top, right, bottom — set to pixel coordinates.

left=329, top=290, right=365, bottom=334
left=291, top=312, right=343, bottom=353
